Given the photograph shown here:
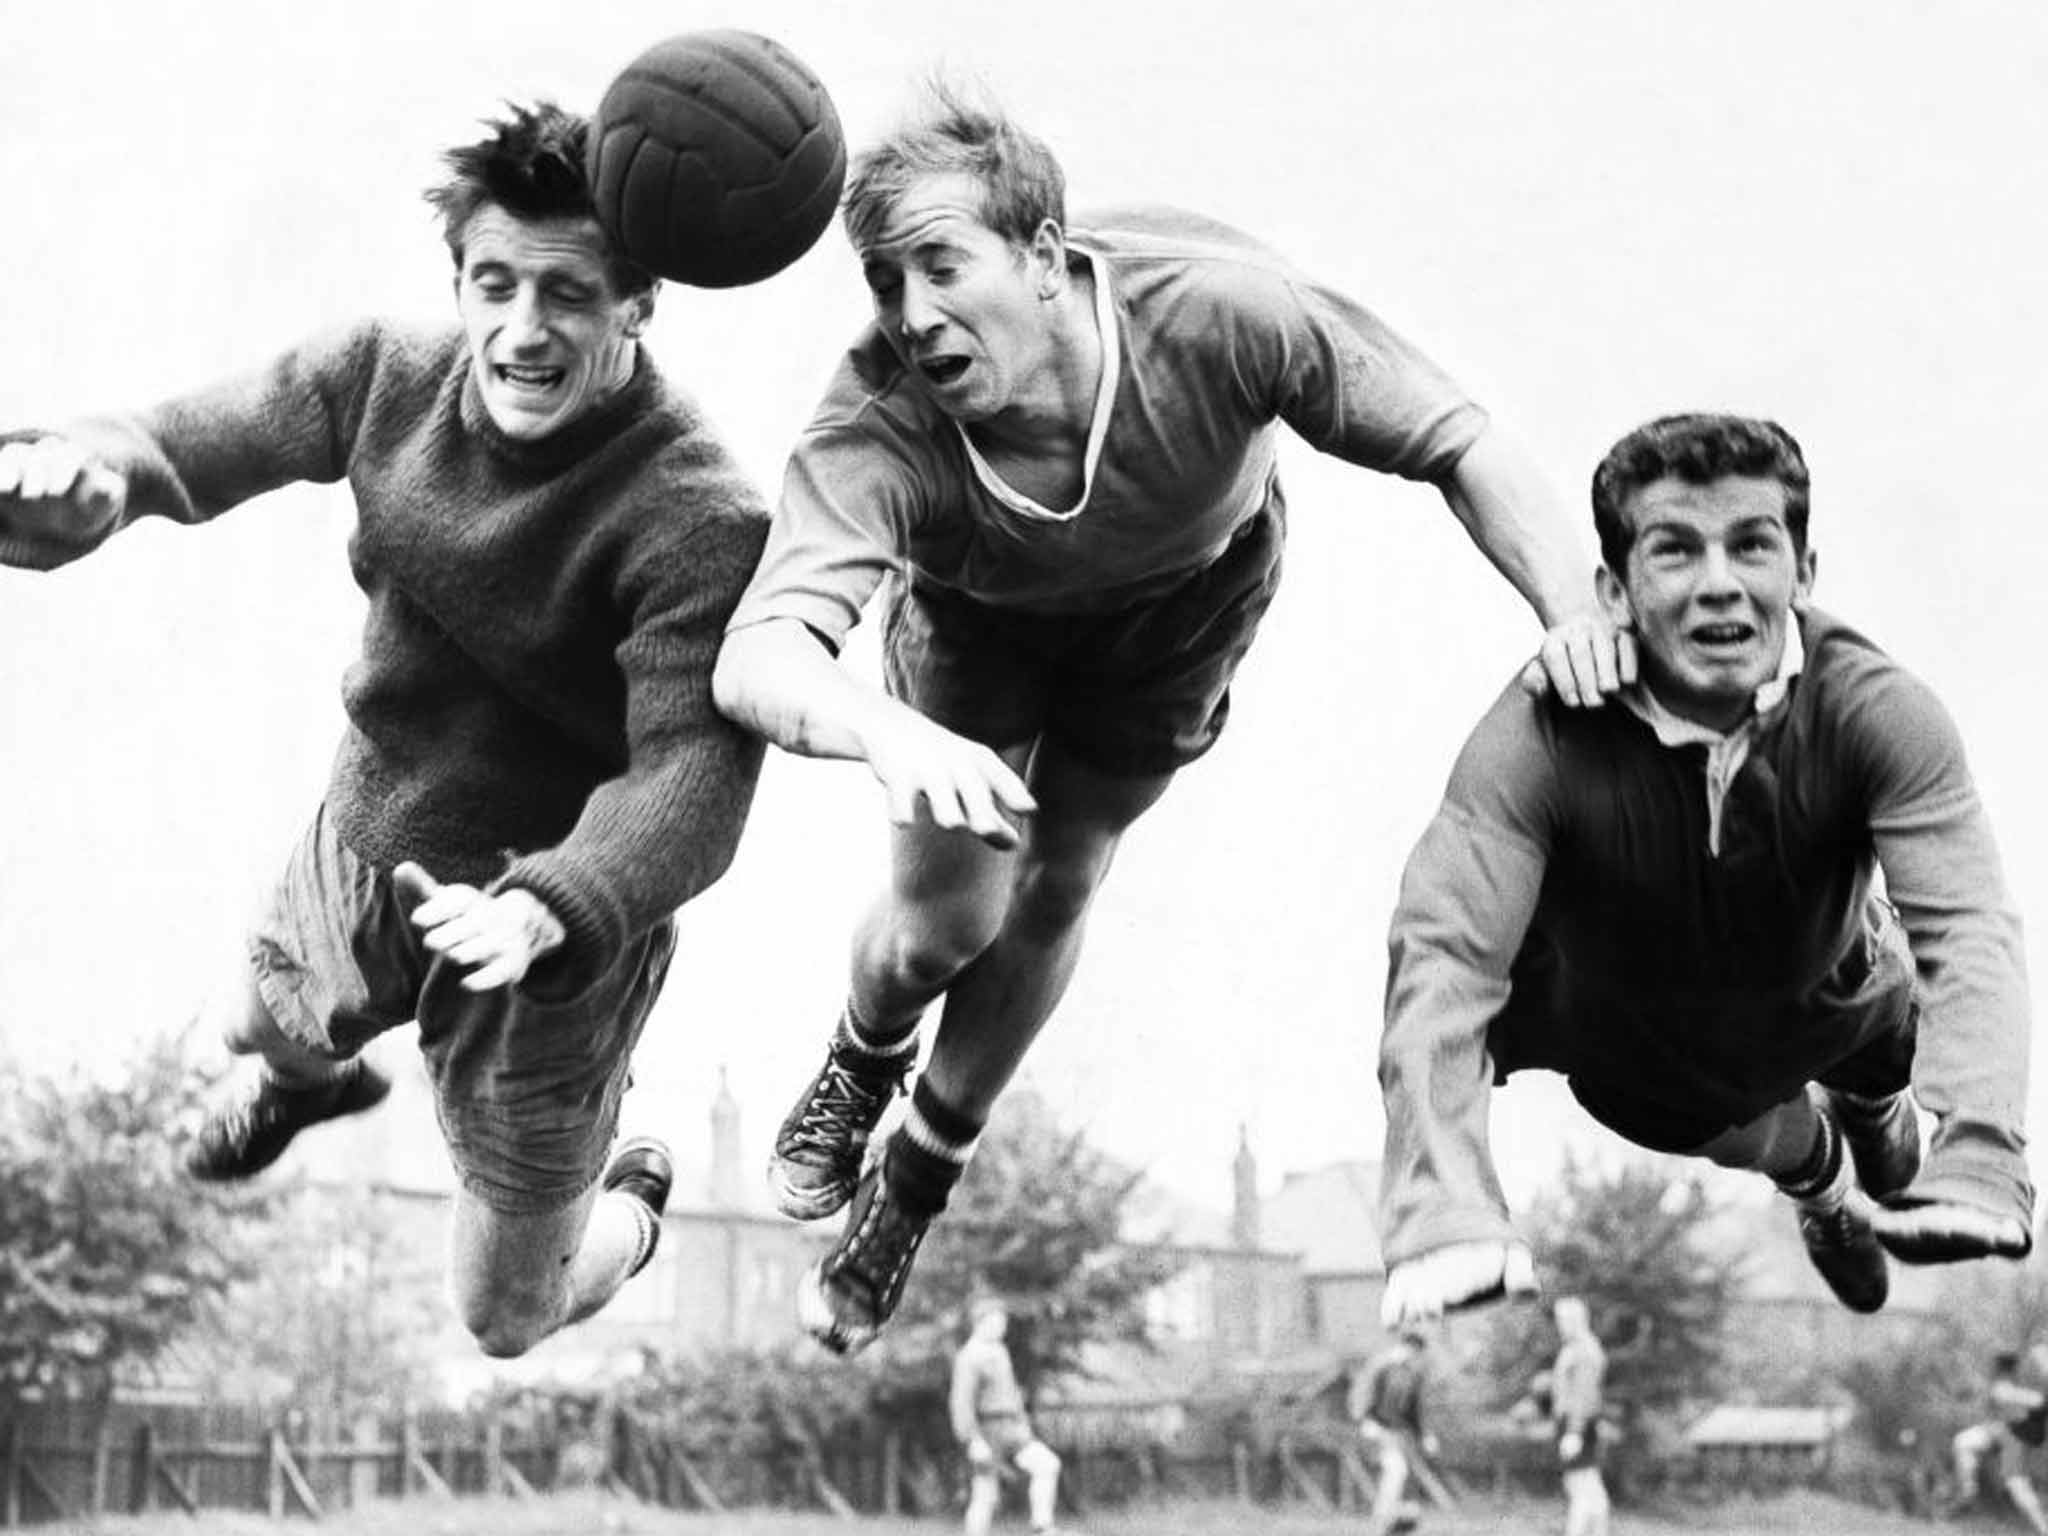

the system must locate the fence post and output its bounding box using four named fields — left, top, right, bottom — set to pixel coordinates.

left=128, top=1423, right=154, bottom=1515
left=266, top=1429, right=285, bottom=1521
left=90, top=1420, right=112, bottom=1516
left=4, top=1415, right=19, bottom=1529
left=880, top=1431, right=901, bottom=1517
